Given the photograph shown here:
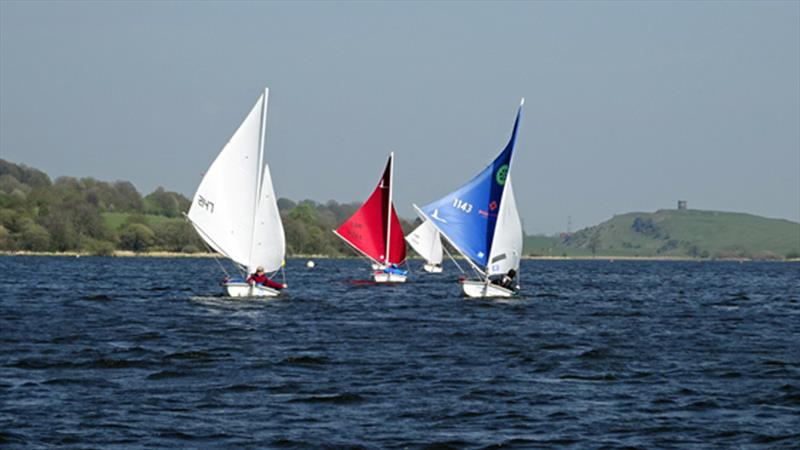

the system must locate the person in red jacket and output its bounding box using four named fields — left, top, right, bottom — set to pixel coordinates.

left=246, top=266, right=287, bottom=290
